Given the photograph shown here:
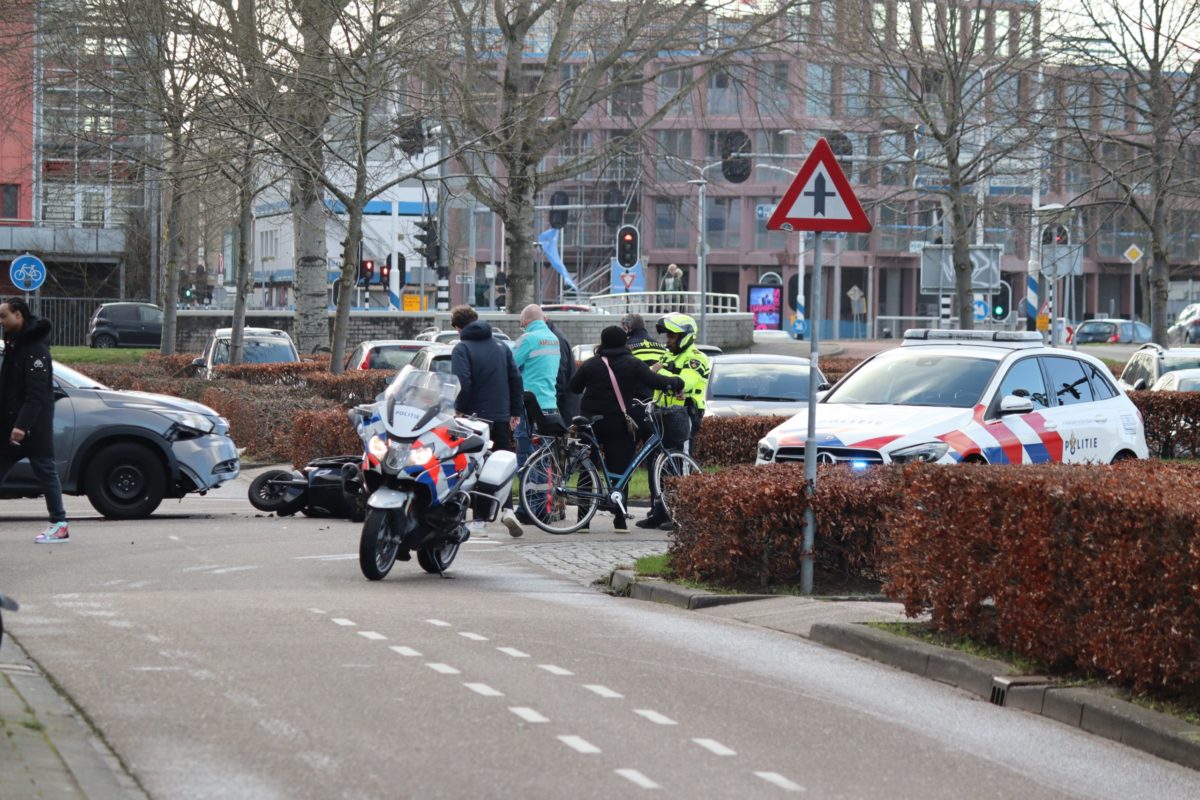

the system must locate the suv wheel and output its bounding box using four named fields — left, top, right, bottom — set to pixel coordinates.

left=84, top=443, right=166, bottom=519
left=92, top=333, right=117, bottom=349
